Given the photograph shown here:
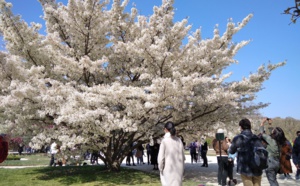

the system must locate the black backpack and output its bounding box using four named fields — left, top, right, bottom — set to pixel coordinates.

left=238, top=134, right=269, bottom=170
